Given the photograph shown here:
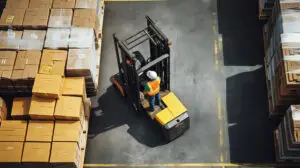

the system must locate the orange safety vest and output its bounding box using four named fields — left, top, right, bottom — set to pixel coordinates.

left=146, top=78, right=161, bottom=96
